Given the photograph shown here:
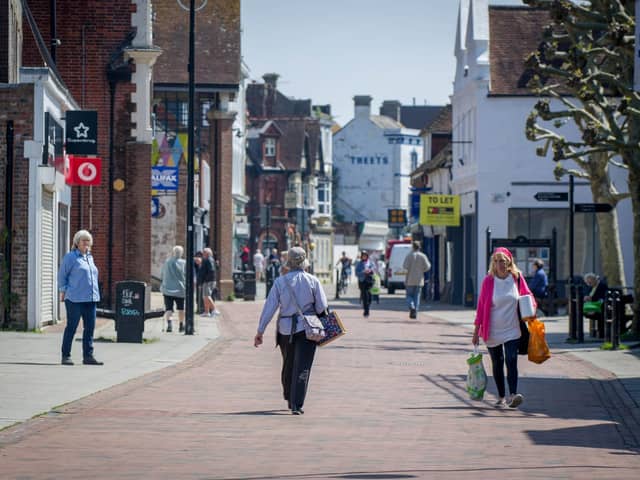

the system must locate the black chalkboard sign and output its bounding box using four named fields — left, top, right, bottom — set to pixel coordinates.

left=115, top=281, right=149, bottom=342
